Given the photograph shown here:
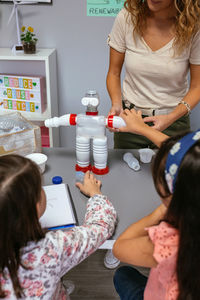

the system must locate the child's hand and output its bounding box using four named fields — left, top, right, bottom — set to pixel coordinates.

left=76, top=171, right=102, bottom=197
left=118, top=109, right=148, bottom=135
